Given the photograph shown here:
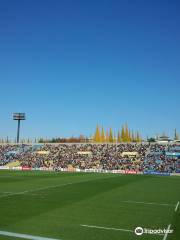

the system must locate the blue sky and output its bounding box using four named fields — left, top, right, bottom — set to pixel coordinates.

left=0, top=0, right=179, bottom=139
